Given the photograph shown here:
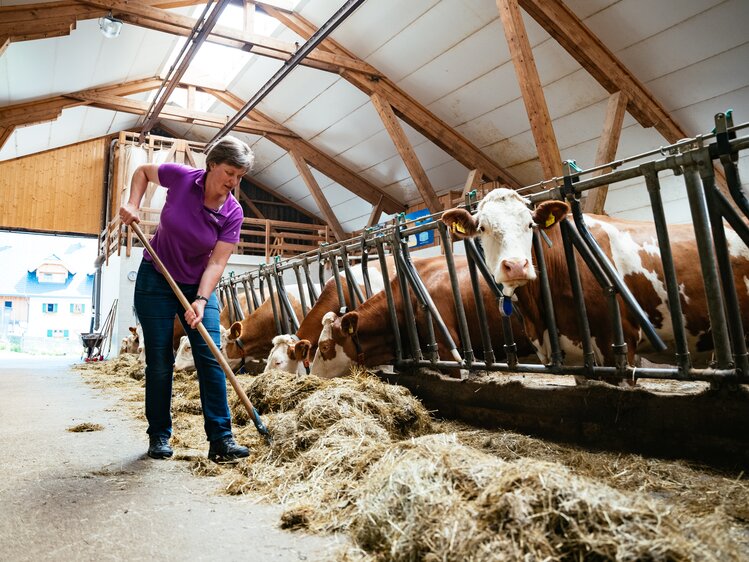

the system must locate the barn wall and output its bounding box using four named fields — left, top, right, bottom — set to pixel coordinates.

left=0, top=137, right=107, bottom=235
